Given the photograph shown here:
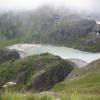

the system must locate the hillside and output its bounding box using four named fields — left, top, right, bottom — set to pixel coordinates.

left=0, top=53, right=74, bottom=91
left=53, top=59, right=100, bottom=94
left=67, top=59, right=100, bottom=79
left=0, top=54, right=99, bottom=100
left=0, top=5, right=100, bottom=100
left=0, top=6, right=100, bottom=52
